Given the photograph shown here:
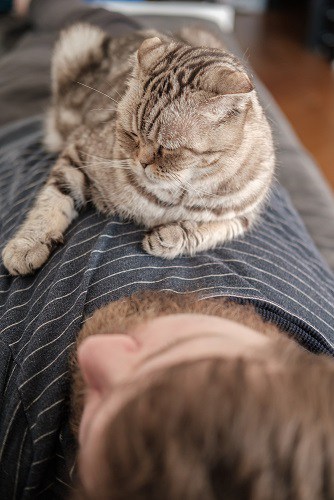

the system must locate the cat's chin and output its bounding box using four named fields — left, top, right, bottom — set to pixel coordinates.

left=143, top=174, right=175, bottom=191
left=142, top=170, right=163, bottom=186
left=142, top=168, right=172, bottom=187
left=130, top=168, right=156, bottom=186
